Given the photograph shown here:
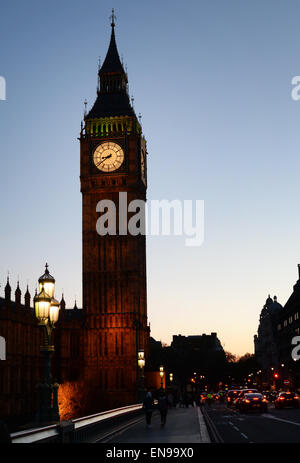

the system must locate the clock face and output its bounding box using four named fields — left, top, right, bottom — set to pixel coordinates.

left=93, top=142, right=124, bottom=172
